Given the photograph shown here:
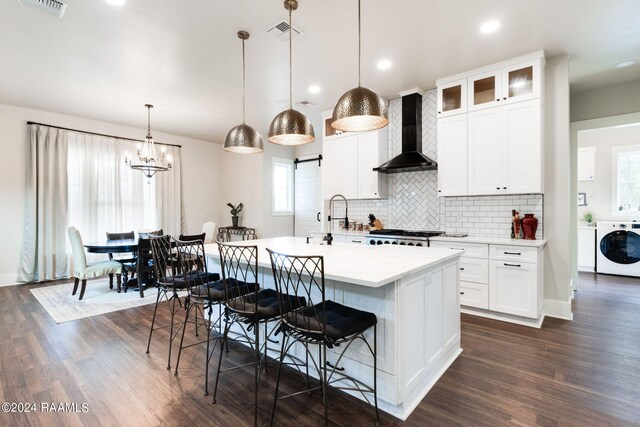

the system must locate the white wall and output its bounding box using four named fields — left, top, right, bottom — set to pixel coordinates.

left=571, top=80, right=640, bottom=122
left=543, top=55, right=573, bottom=319
left=0, top=103, right=223, bottom=286
left=577, top=123, right=640, bottom=221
